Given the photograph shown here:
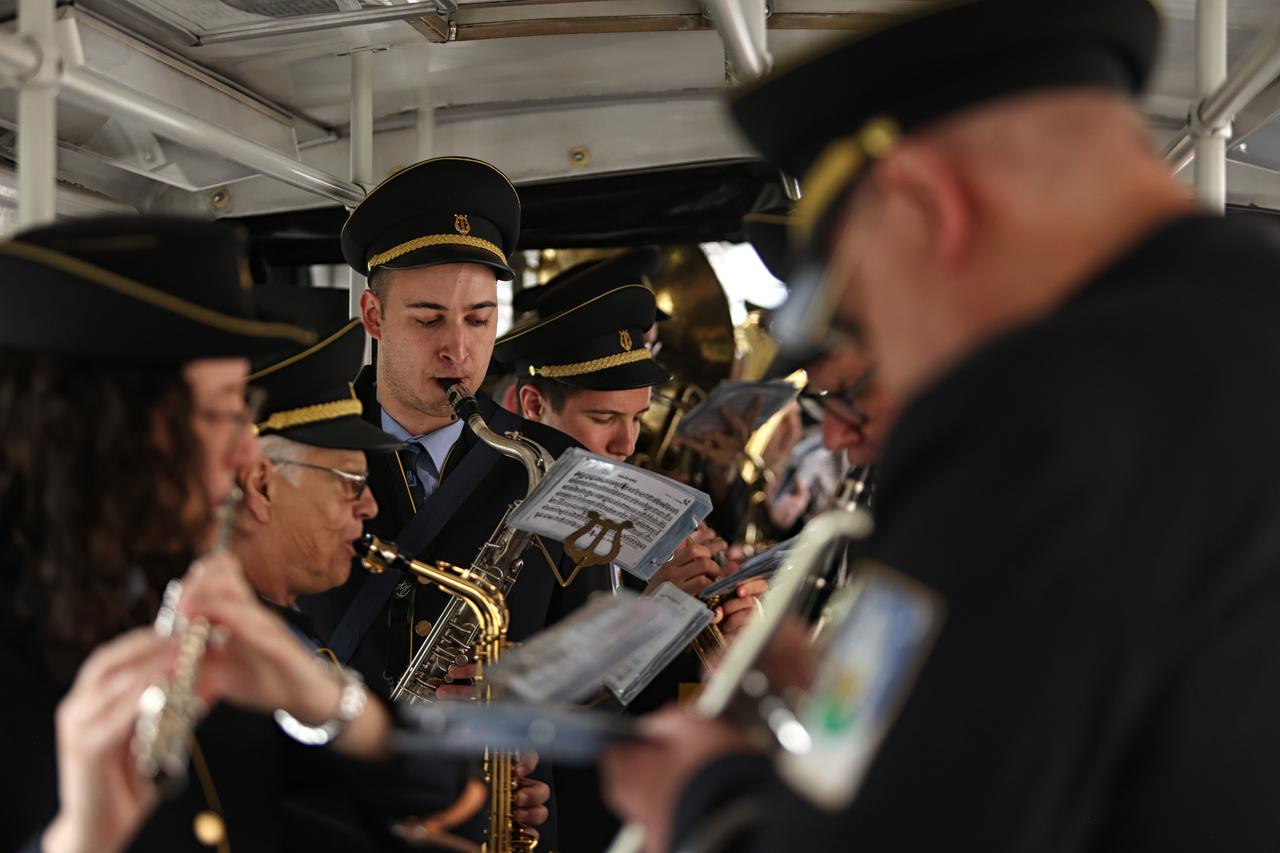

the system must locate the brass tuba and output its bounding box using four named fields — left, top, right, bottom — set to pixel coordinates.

left=632, top=246, right=737, bottom=476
